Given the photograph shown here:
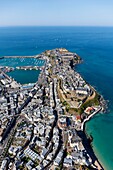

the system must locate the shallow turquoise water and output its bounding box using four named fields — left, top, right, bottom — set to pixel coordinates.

left=85, top=114, right=113, bottom=170
left=0, top=26, right=113, bottom=169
